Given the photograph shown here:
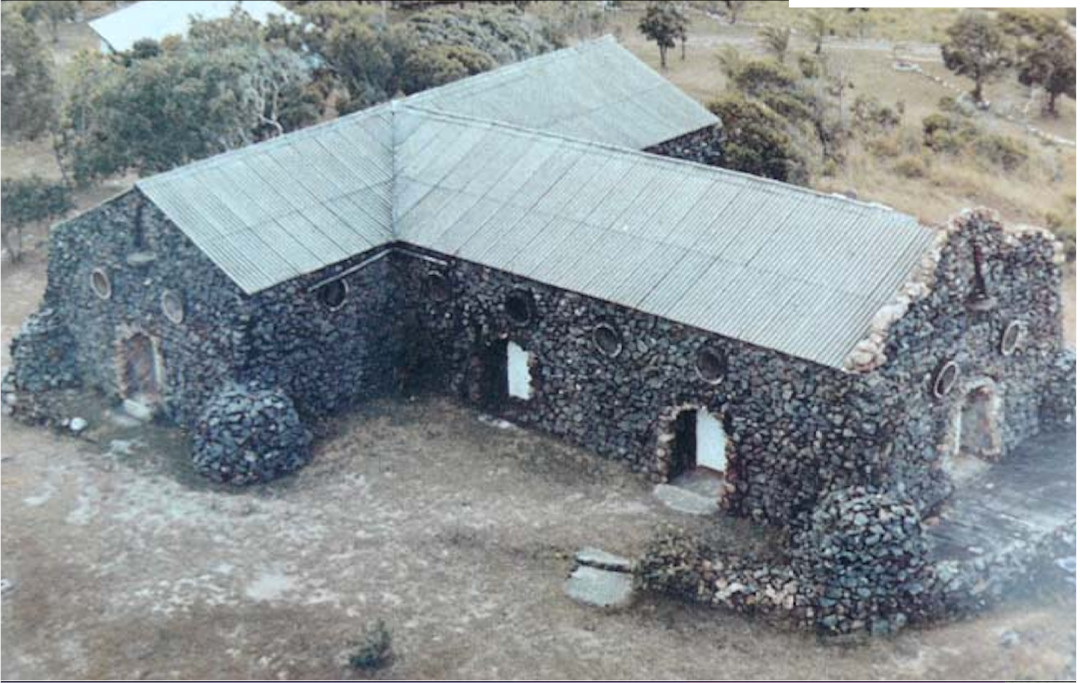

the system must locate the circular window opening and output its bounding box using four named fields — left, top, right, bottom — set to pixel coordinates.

left=505, top=289, right=534, bottom=326
left=1000, top=320, right=1027, bottom=355
left=316, top=279, right=348, bottom=310
left=90, top=268, right=112, bottom=300
left=161, top=289, right=184, bottom=324
left=592, top=323, right=622, bottom=358
left=931, top=360, right=959, bottom=399
left=426, top=271, right=451, bottom=302
left=695, top=347, right=726, bottom=384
